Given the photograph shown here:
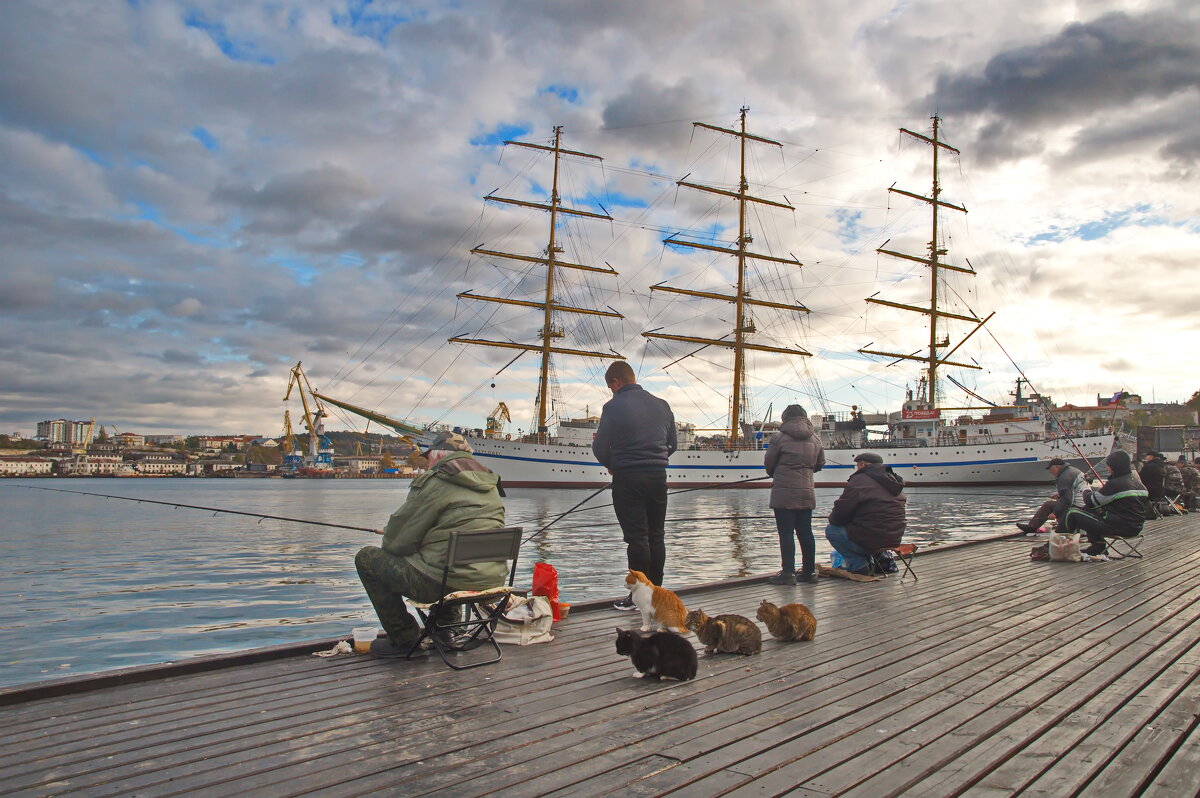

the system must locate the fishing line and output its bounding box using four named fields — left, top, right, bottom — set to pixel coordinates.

left=1, top=483, right=378, bottom=532
left=510, top=476, right=766, bottom=530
